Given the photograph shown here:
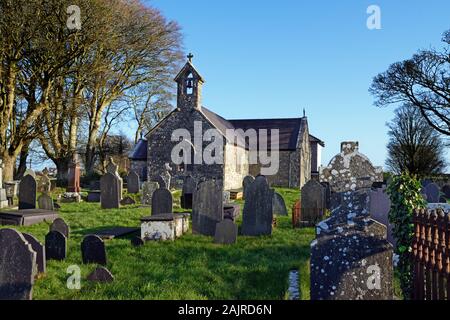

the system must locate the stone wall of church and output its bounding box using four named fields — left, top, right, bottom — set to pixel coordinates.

left=248, top=150, right=295, bottom=188
left=147, top=108, right=224, bottom=189
left=223, top=144, right=248, bottom=190
left=130, top=160, right=147, bottom=182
